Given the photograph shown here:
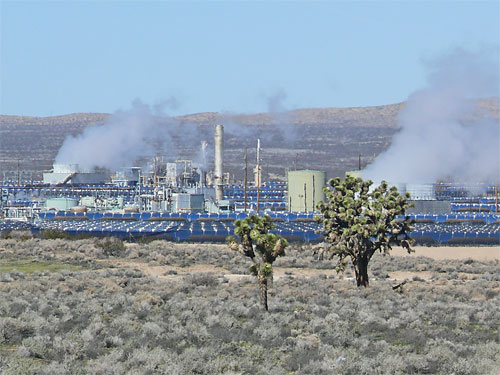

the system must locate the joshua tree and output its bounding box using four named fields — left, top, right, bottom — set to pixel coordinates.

left=227, top=215, right=288, bottom=311
left=316, top=175, right=414, bottom=287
